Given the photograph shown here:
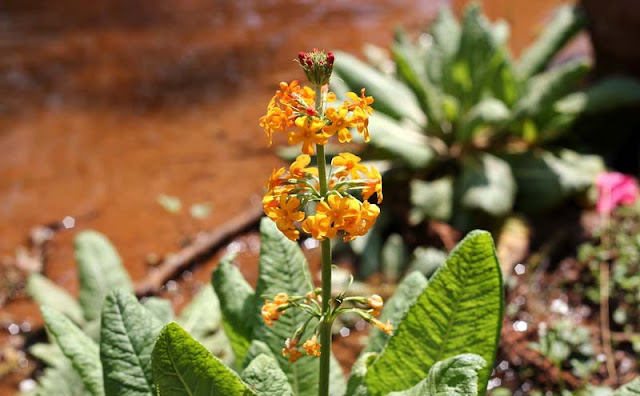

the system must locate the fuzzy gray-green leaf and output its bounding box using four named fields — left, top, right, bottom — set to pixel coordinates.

left=365, top=231, right=503, bottom=395
left=100, top=290, right=163, bottom=396
left=151, top=322, right=255, bottom=396
left=41, top=306, right=104, bottom=396
left=75, top=231, right=133, bottom=323
left=241, top=354, right=294, bottom=396
left=27, top=273, right=85, bottom=326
